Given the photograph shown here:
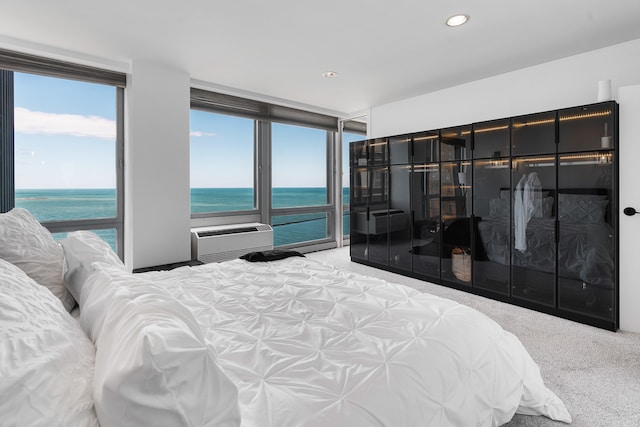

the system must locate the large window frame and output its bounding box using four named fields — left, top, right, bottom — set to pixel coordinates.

left=0, top=49, right=126, bottom=257
left=189, top=89, right=365, bottom=251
